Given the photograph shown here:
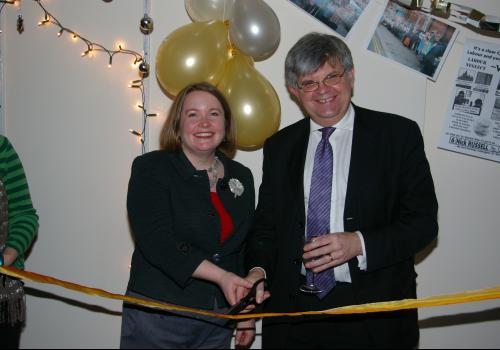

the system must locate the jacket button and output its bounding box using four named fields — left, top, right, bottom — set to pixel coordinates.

left=212, top=253, right=221, bottom=263
left=176, top=242, right=191, bottom=254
